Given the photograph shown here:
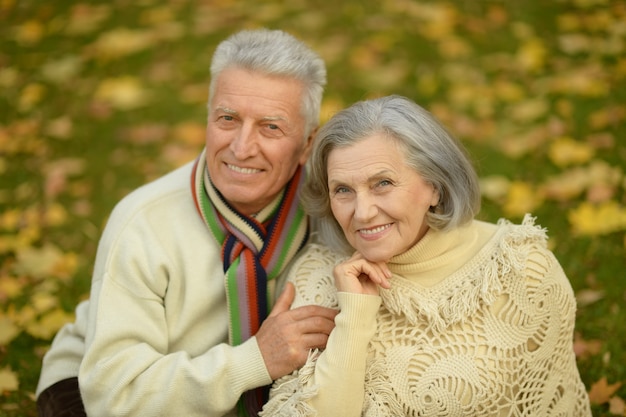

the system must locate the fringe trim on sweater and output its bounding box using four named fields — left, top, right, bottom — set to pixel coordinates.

left=362, top=356, right=404, bottom=416
left=379, top=214, right=548, bottom=331
left=259, top=350, right=321, bottom=417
